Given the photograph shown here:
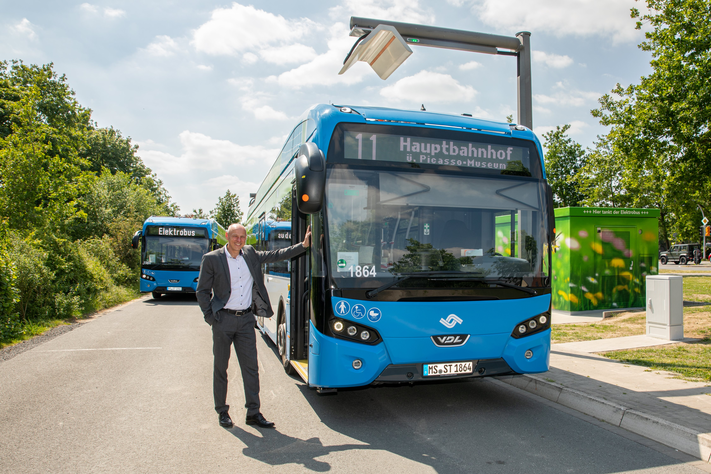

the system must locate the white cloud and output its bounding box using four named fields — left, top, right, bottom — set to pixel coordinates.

left=242, top=53, right=259, bottom=65
left=533, top=51, right=573, bottom=69
left=471, top=0, right=645, bottom=44
left=567, top=120, right=589, bottom=135
left=380, top=70, right=477, bottom=104
left=79, top=3, right=99, bottom=14
left=237, top=85, right=291, bottom=121
left=535, top=120, right=589, bottom=140
left=192, top=3, right=316, bottom=56
left=267, top=23, right=371, bottom=89
left=104, top=7, right=126, bottom=18
left=143, top=35, right=181, bottom=57
left=80, top=4, right=125, bottom=18
left=459, top=61, right=482, bottom=71
left=534, top=82, right=600, bottom=107
left=12, top=19, right=37, bottom=40
left=197, top=64, right=212, bottom=71
left=140, top=131, right=276, bottom=176
left=260, top=44, right=318, bottom=65
left=329, top=0, right=435, bottom=23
